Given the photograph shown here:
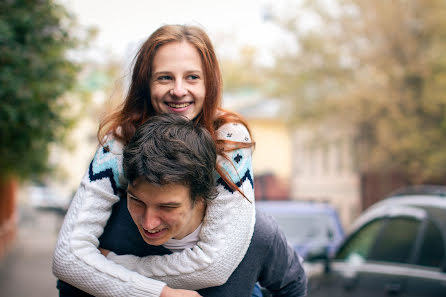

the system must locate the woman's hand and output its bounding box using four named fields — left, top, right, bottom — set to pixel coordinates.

left=160, top=286, right=202, bottom=297
left=99, top=249, right=201, bottom=296
left=99, top=248, right=110, bottom=257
